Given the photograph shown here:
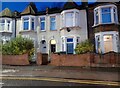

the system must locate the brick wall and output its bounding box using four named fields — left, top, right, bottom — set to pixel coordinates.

left=94, top=52, right=120, bottom=65
left=2, top=54, right=30, bottom=65
left=50, top=53, right=92, bottom=67
left=50, top=52, right=120, bottom=67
